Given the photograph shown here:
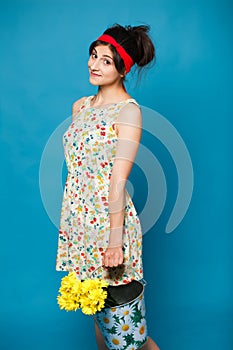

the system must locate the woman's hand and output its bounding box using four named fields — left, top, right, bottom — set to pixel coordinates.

left=102, top=247, right=124, bottom=267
